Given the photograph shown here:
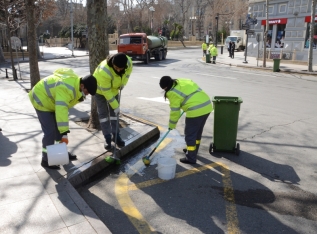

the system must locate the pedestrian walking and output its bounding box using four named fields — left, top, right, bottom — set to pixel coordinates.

left=159, top=76, right=212, bottom=164
left=29, top=68, right=97, bottom=169
left=93, top=52, right=133, bottom=150
left=202, top=41, right=208, bottom=57
left=209, top=43, right=218, bottom=64
left=231, top=42, right=235, bottom=59
left=228, top=41, right=232, bottom=57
